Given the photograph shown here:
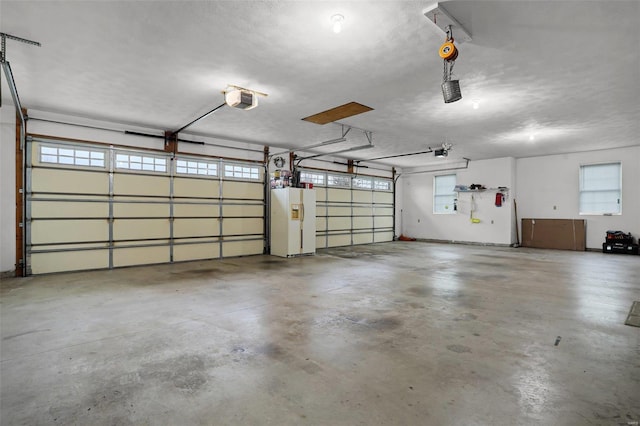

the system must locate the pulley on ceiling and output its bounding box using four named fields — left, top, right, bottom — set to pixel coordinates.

left=440, top=25, right=462, bottom=103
